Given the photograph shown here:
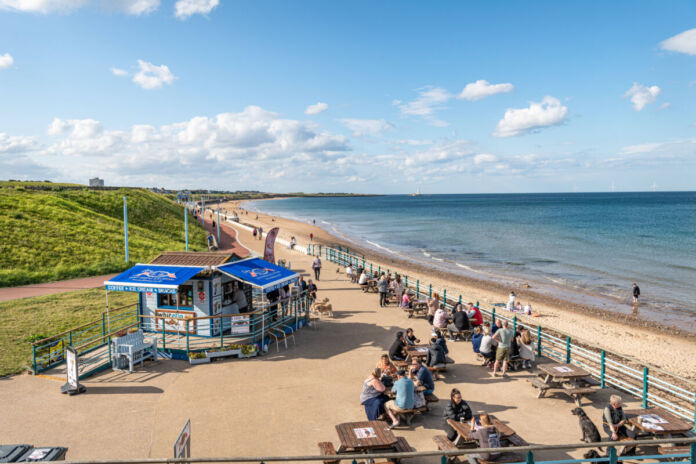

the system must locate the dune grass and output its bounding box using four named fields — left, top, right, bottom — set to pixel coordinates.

left=0, top=288, right=138, bottom=376
left=0, top=185, right=208, bottom=287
